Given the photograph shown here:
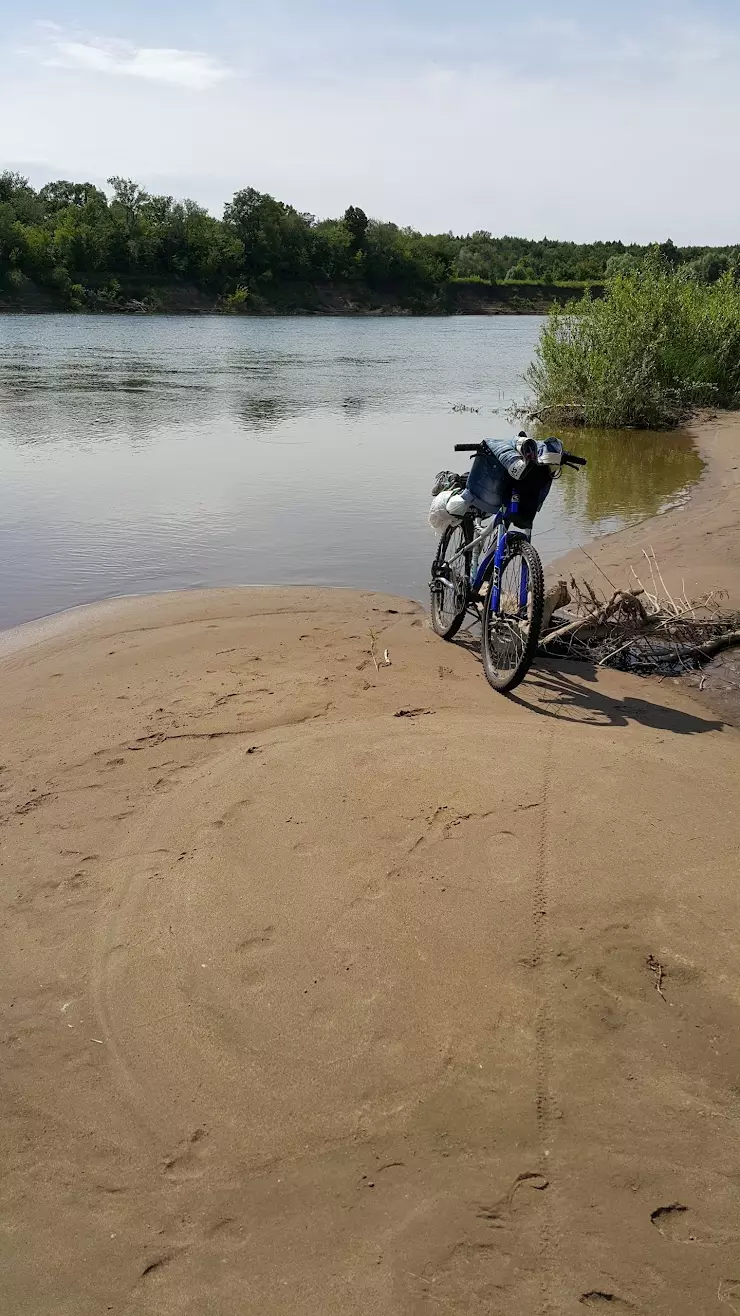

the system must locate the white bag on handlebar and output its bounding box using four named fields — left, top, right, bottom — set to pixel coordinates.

left=428, top=489, right=468, bottom=533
